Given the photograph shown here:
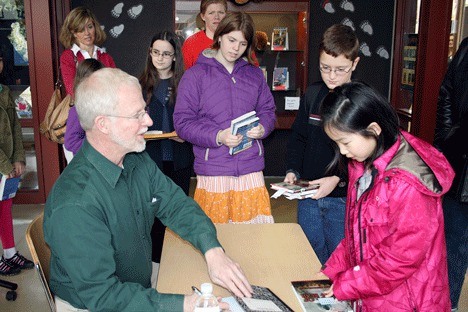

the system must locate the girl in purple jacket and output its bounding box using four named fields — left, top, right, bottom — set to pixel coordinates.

left=64, top=59, right=104, bottom=157
left=320, top=82, right=453, bottom=311
left=174, top=12, right=276, bottom=223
